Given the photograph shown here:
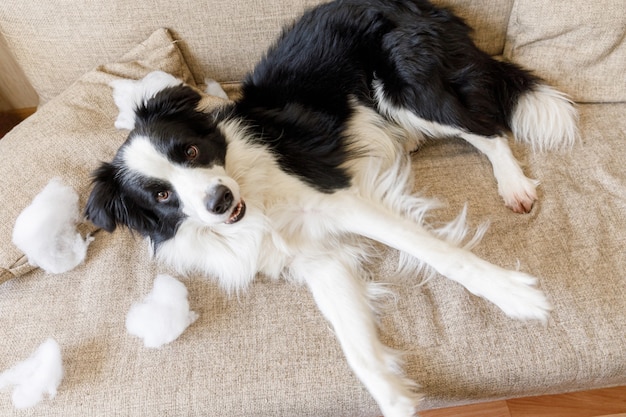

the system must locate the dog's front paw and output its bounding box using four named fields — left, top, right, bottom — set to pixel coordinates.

left=478, top=269, right=552, bottom=323
left=379, top=394, right=420, bottom=417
